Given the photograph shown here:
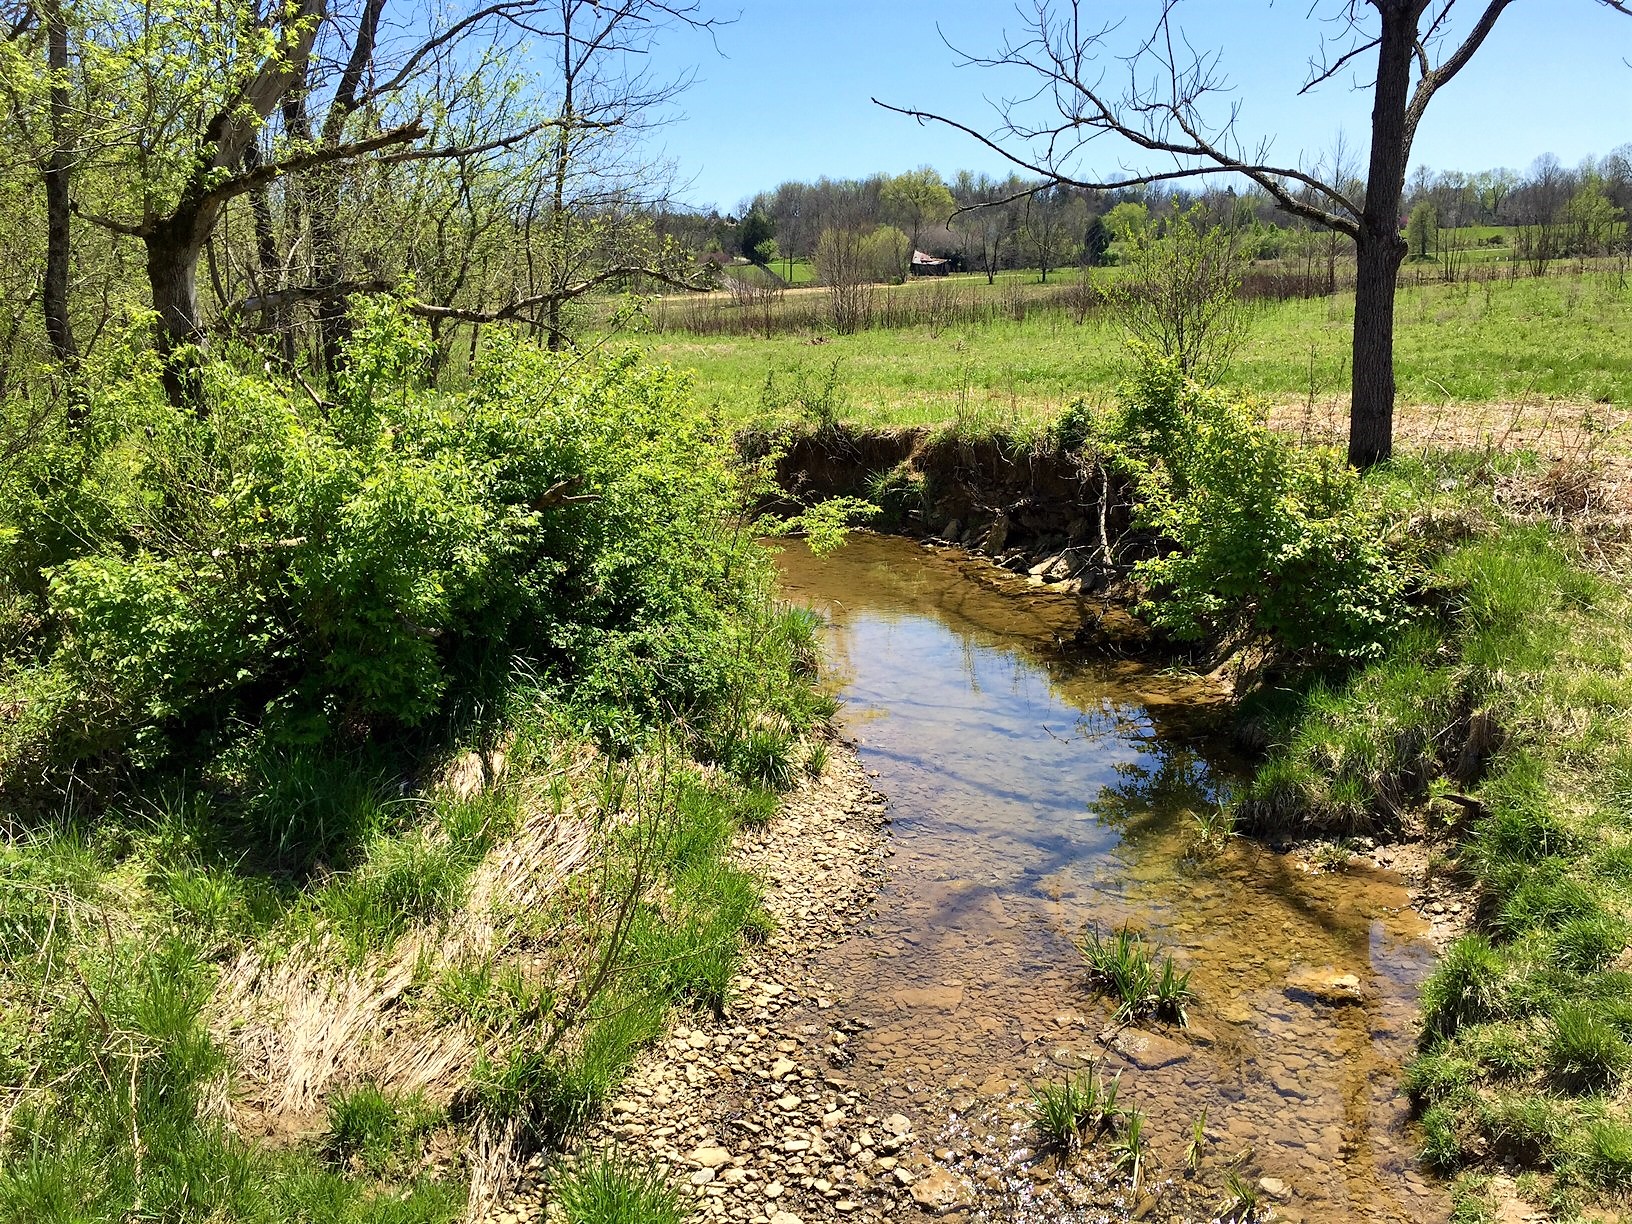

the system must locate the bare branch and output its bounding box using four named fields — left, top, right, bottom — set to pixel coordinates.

left=1404, top=1, right=1516, bottom=145
left=1300, top=34, right=1381, bottom=94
